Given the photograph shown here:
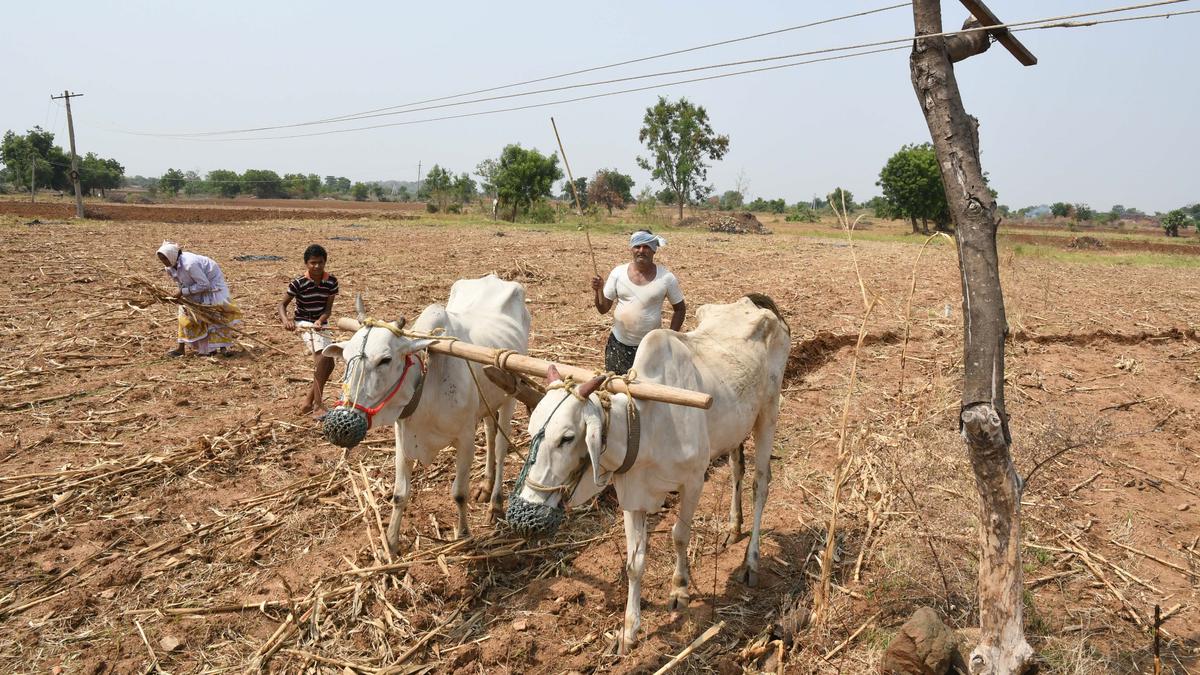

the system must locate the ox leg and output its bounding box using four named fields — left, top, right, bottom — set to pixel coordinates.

left=721, top=443, right=745, bottom=549
left=737, top=409, right=778, bottom=587
left=486, top=400, right=515, bottom=524
left=386, top=426, right=415, bottom=557
left=619, top=509, right=648, bottom=655
left=668, top=477, right=703, bottom=614
left=473, top=414, right=497, bottom=504
left=451, top=431, right=475, bottom=539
